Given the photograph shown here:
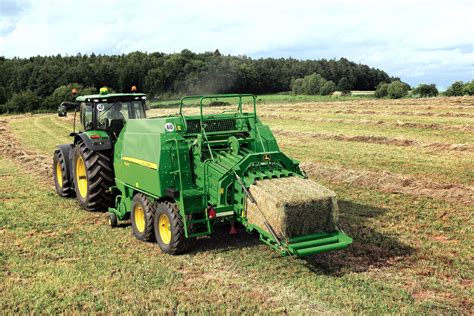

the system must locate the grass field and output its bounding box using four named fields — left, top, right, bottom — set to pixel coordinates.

left=1, top=96, right=473, bottom=313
